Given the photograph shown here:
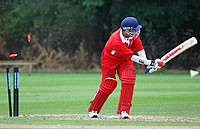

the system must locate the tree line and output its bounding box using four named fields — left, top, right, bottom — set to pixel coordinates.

left=0, top=0, right=199, bottom=70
